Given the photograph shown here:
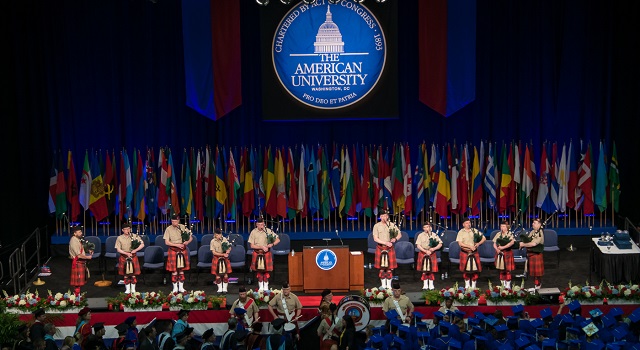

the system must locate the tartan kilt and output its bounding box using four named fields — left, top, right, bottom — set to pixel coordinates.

left=320, top=338, right=337, bottom=350
left=251, top=251, right=274, bottom=272
left=211, top=256, right=232, bottom=275
left=118, top=254, right=141, bottom=276
left=494, top=249, right=515, bottom=271
left=416, top=252, right=439, bottom=272
left=459, top=251, right=482, bottom=272
left=527, top=252, right=544, bottom=277
left=166, top=247, right=191, bottom=272
left=70, top=260, right=87, bottom=286
left=374, top=245, right=398, bottom=269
